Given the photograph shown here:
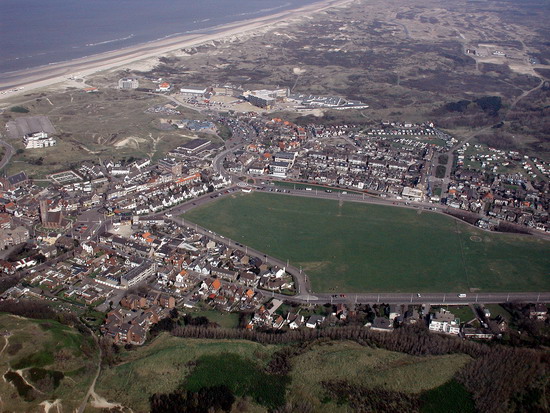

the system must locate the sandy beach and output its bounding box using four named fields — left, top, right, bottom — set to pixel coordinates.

left=0, top=0, right=355, bottom=98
